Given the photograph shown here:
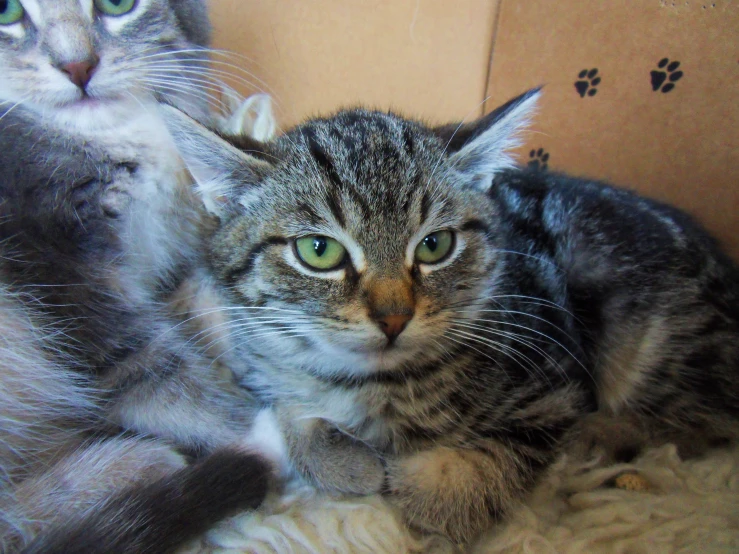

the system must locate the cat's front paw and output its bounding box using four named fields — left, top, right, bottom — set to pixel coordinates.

left=385, top=447, right=502, bottom=544
left=67, top=163, right=137, bottom=221
left=285, top=417, right=384, bottom=495
left=99, top=164, right=138, bottom=218
left=303, top=428, right=385, bottom=495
